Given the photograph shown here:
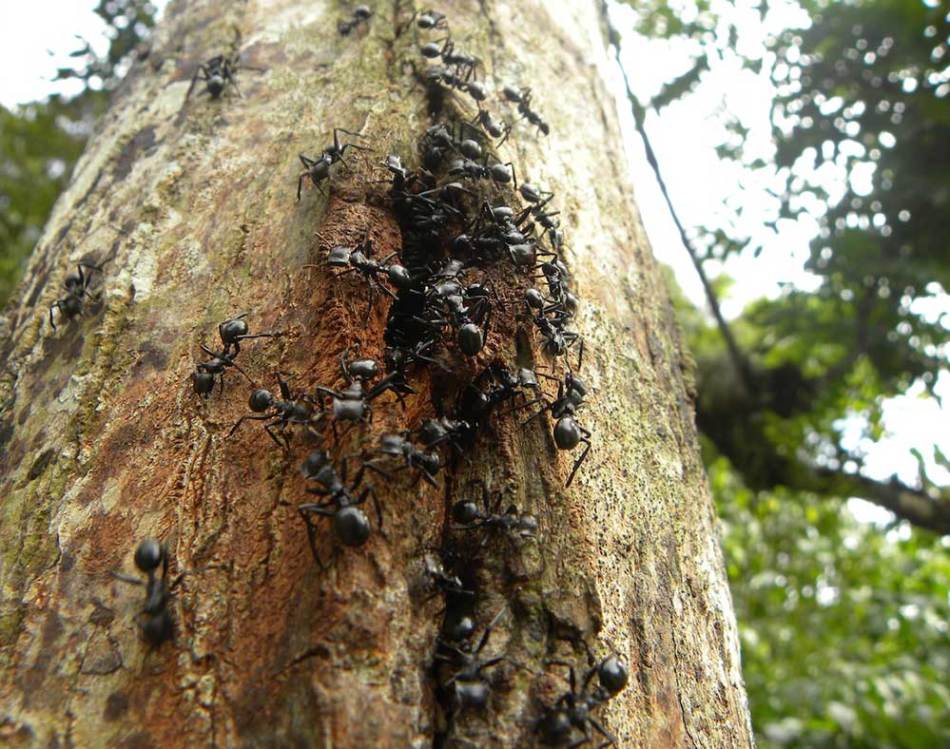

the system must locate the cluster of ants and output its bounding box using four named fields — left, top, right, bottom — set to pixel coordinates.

left=76, top=5, right=626, bottom=746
